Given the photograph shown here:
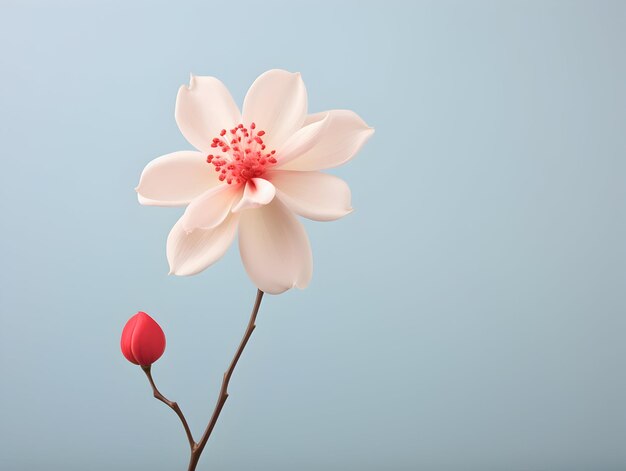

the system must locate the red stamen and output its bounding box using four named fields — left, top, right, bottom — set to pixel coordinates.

left=205, top=123, right=278, bottom=184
